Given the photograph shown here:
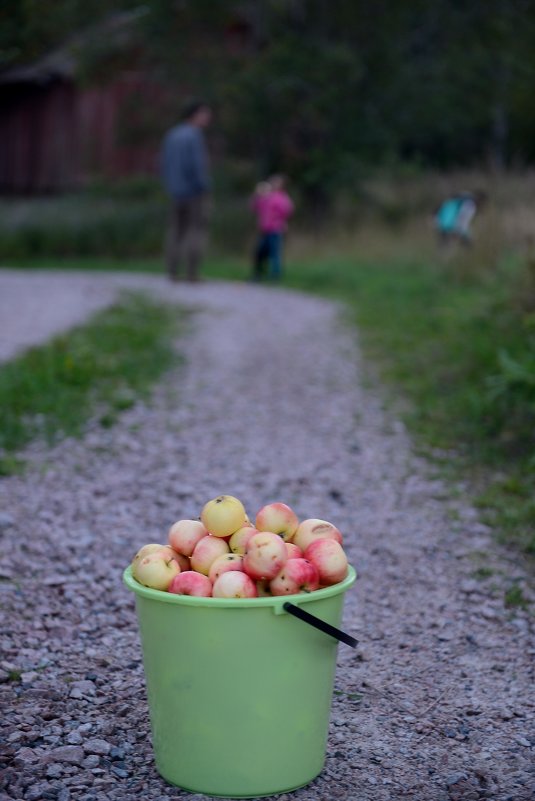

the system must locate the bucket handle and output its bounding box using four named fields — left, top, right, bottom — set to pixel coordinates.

left=283, top=601, right=358, bottom=648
